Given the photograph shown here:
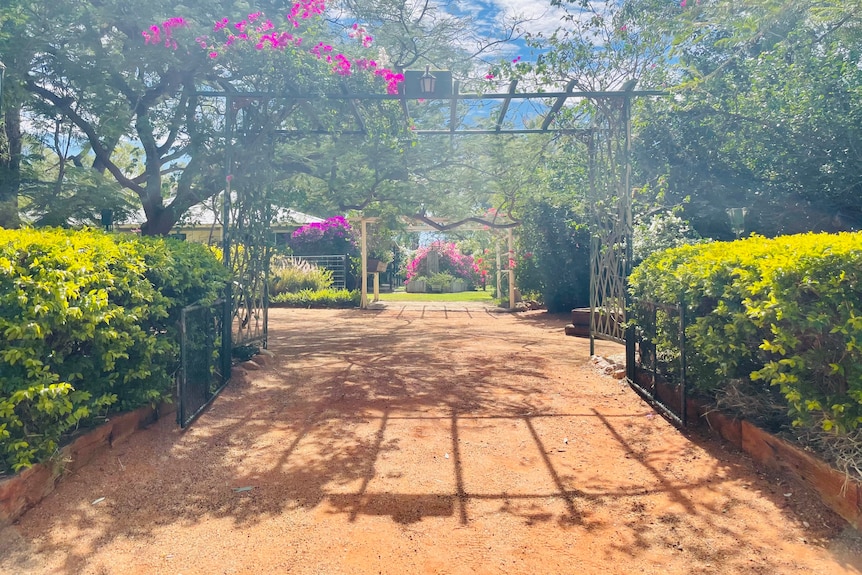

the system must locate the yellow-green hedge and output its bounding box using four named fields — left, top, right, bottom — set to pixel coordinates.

left=0, top=228, right=228, bottom=473
left=629, top=232, right=862, bottom=434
